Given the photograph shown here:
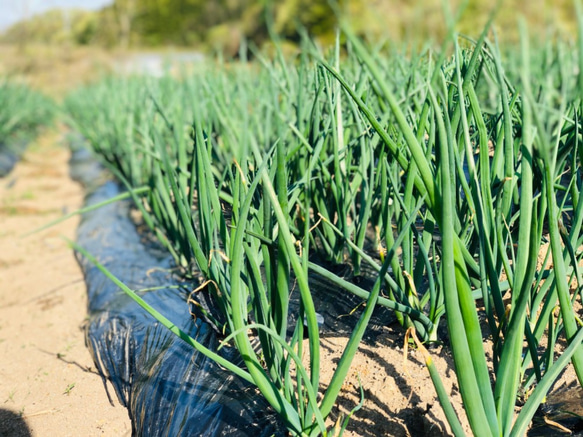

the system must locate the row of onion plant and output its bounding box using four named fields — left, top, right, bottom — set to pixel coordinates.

left=0, top=80, right=54, bottom=158
left=319, top=9, right=583, bottom=436
left=64, top=11, right=583, bottom=435
left=64, top=53, right=433, bottom=435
